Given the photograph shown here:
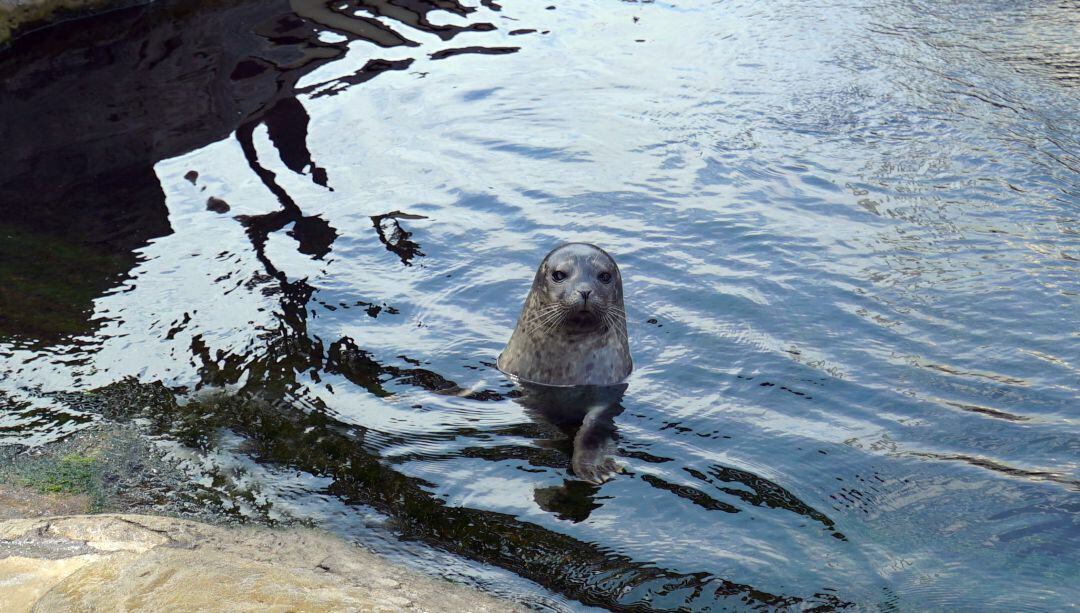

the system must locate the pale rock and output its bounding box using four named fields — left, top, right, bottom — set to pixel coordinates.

left=0, top=514, right=524, bottom=613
